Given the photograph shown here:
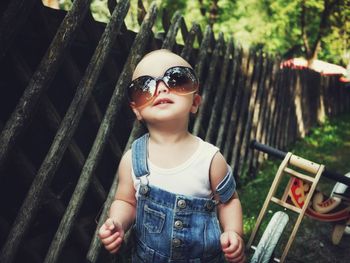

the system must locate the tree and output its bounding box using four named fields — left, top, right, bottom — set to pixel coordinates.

left=301, top=0, right=341, bottom=64
left=54, top=0, right=349, bottom=65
